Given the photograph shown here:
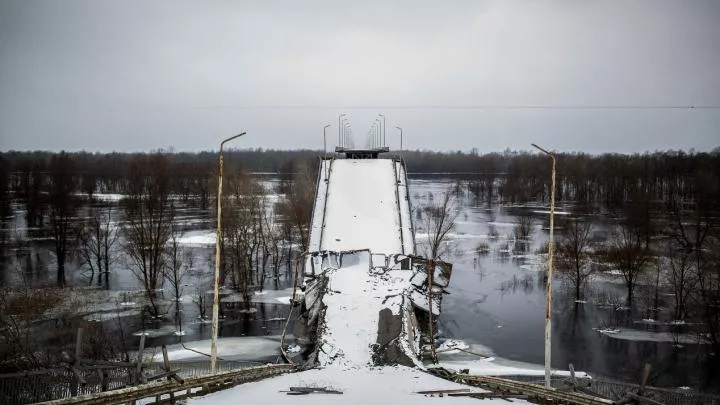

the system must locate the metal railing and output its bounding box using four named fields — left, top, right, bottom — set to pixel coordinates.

left=30, top=363, right=293, bottom=405
left=0, top=360, right=278, bottom=405
left=500, top=374, right=720, bottom=405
